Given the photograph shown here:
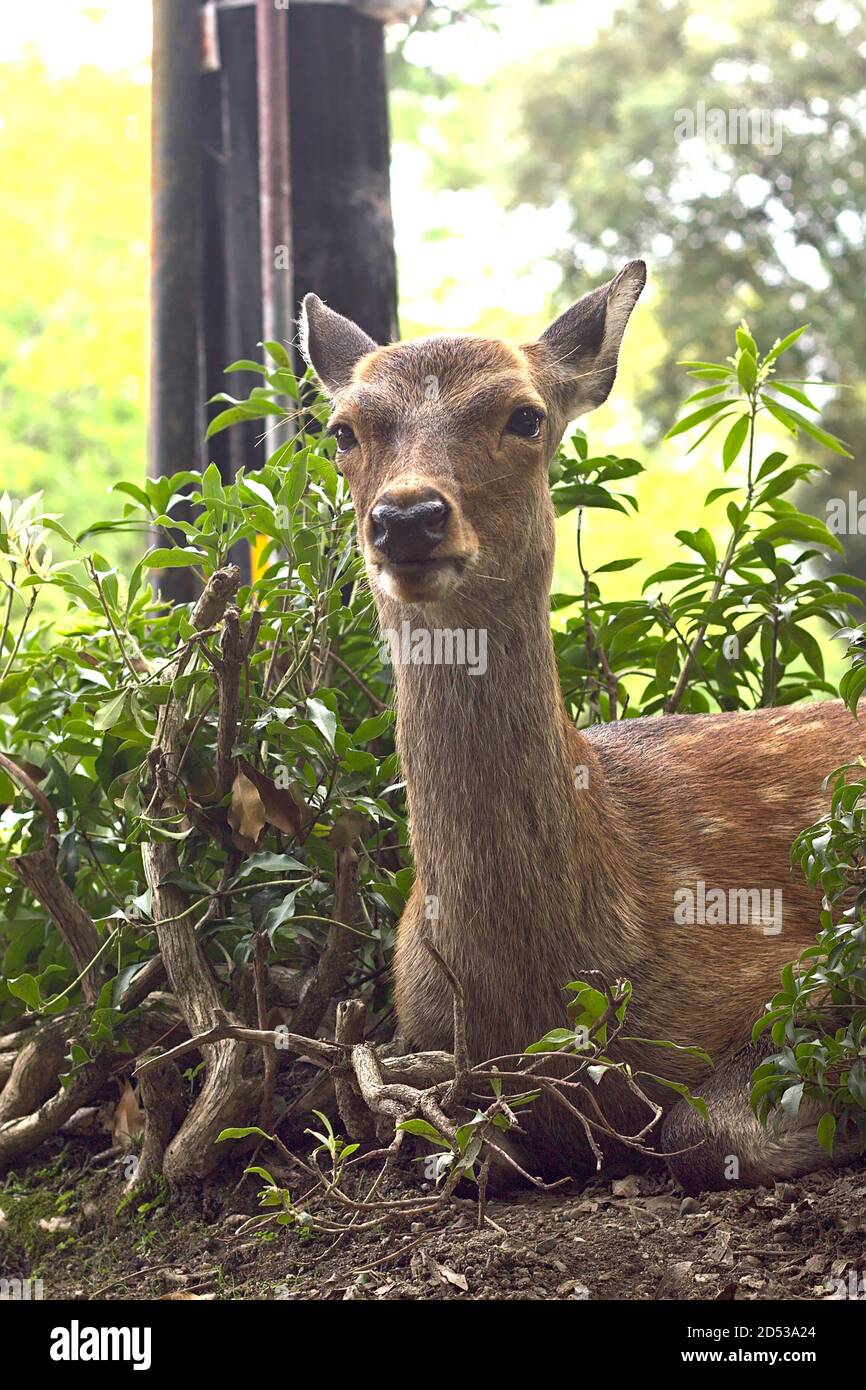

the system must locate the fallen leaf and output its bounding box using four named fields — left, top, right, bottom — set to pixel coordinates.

left=556, top=1278, right=591, bottom=1299
left=112, top=1080, right=144, bottom=1149
left=430, top=1259, right=468, bottom=1291
left=38, top=1217, right=73, bottom=1233
left=611, top=1175, right=642, bottom=1198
